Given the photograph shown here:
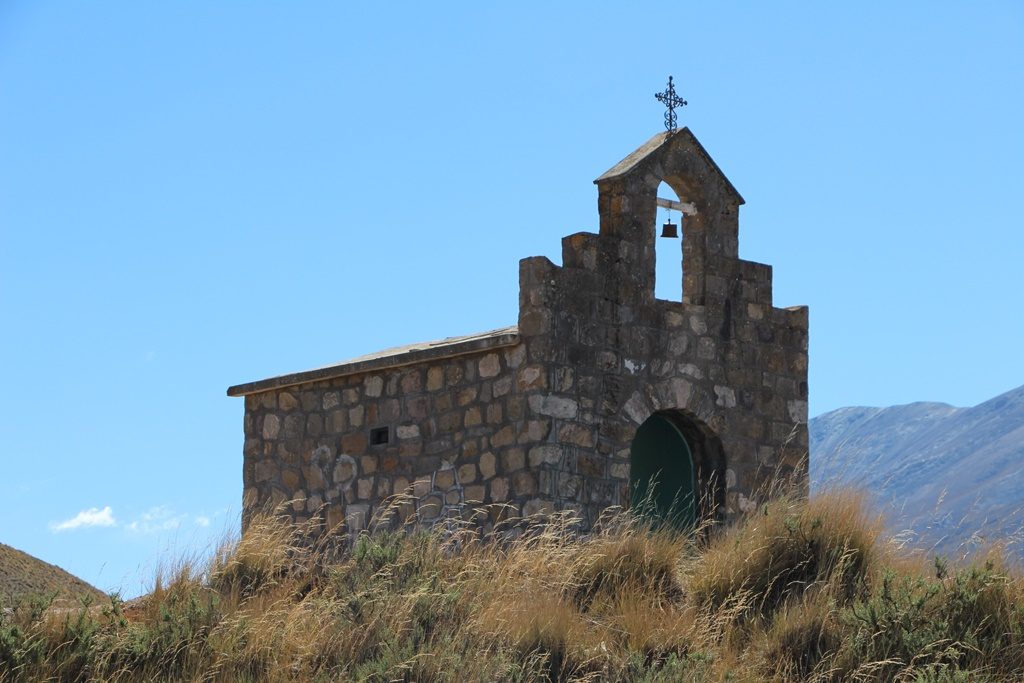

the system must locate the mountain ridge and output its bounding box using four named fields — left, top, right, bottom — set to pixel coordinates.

left=811, top=384, right=1024, bottom=558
